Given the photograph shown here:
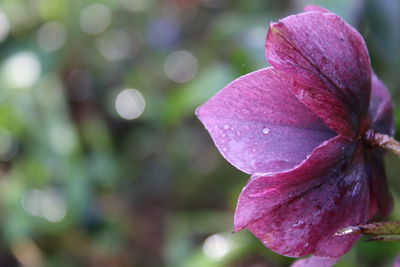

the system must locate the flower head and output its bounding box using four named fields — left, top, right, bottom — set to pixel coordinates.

left=196, top=5, right=394, bottom=259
